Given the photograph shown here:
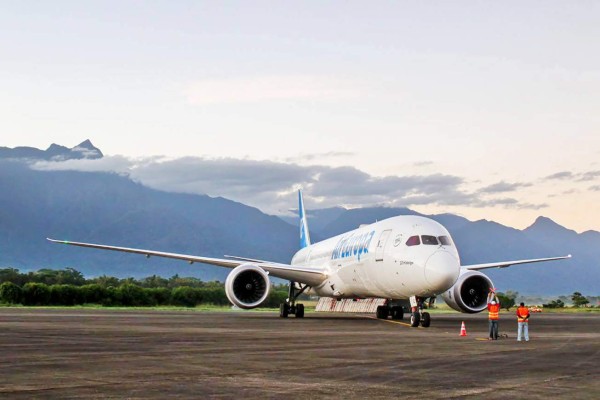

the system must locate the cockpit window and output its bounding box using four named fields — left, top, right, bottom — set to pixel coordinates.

left=406, top=235, right=420, bottom=246
left=438, top=236, right=452, bottom=246
left=421, top=235, right=439, bottom=245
